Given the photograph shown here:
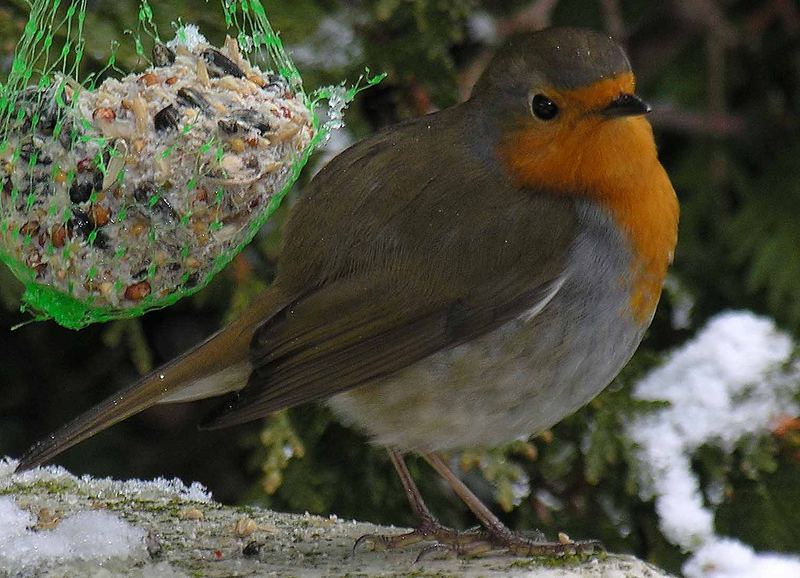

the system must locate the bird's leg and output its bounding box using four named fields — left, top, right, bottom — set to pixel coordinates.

left=354, top=447, right=483, bottom=553
left=422, top=452, right=602, bottom=558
